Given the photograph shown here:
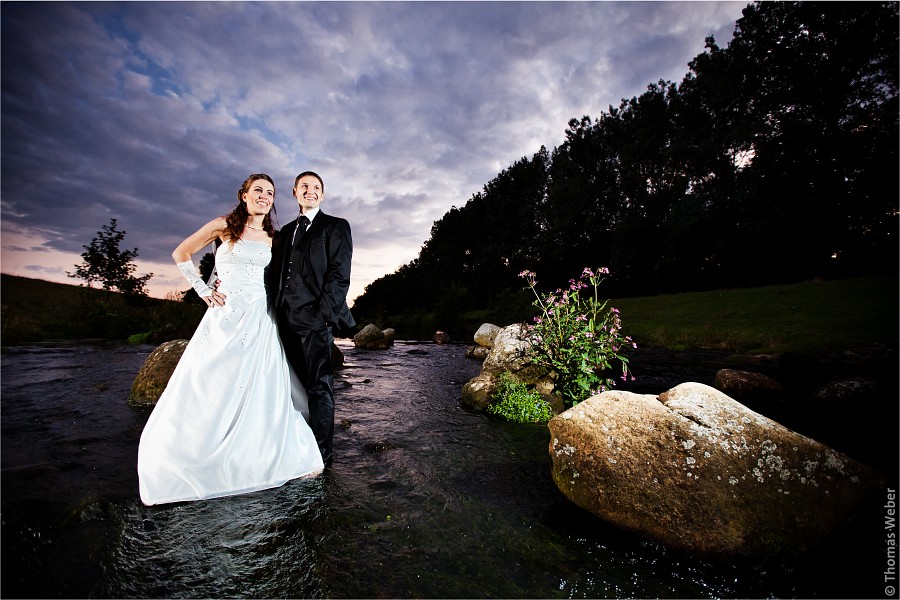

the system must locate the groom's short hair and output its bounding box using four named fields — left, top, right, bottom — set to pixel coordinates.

left=294, top=171, right=324, bottom=196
